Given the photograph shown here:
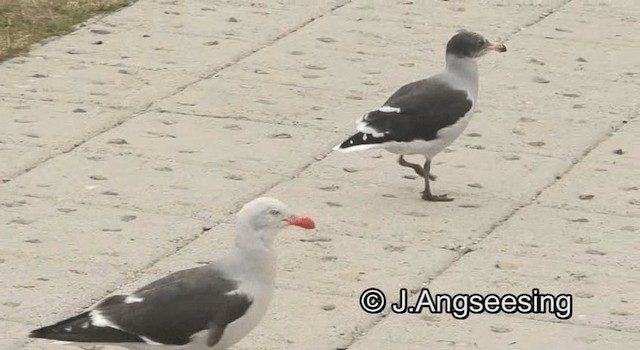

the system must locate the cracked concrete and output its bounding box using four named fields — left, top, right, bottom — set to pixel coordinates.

left=1, top=0, right=638, bottom=349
